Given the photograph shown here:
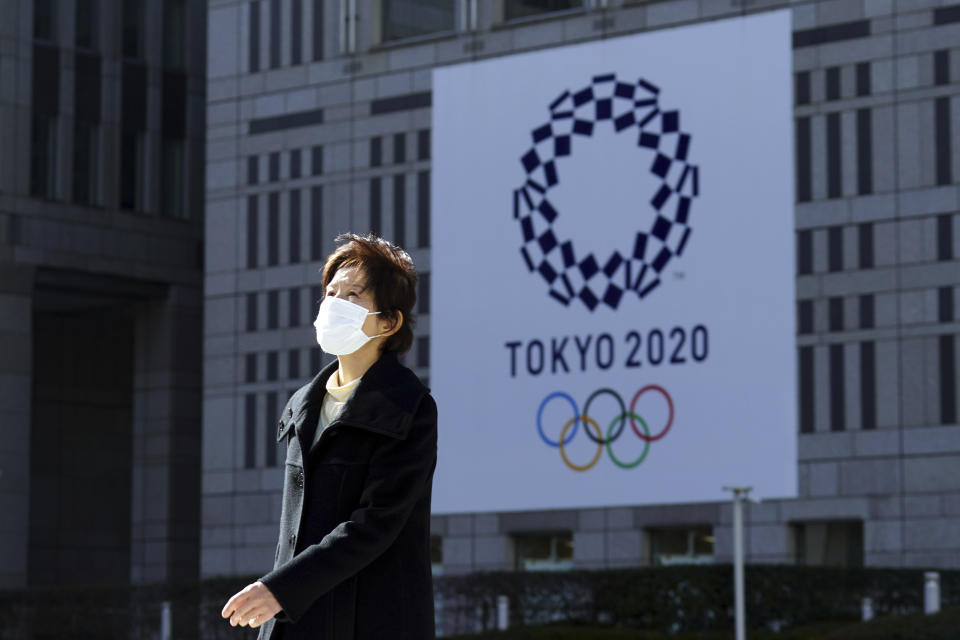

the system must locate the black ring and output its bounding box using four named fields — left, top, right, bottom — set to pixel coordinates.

left=581, top=387, right=626, bottom=445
